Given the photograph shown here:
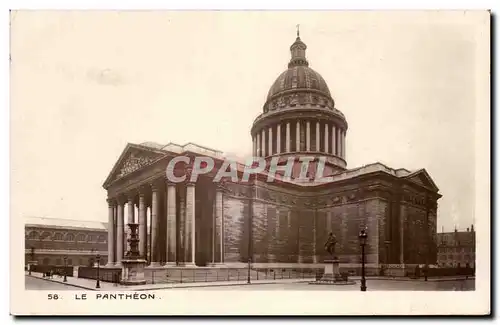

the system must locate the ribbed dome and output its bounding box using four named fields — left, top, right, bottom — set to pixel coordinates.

left=266, top=66, right=332, bottom=101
